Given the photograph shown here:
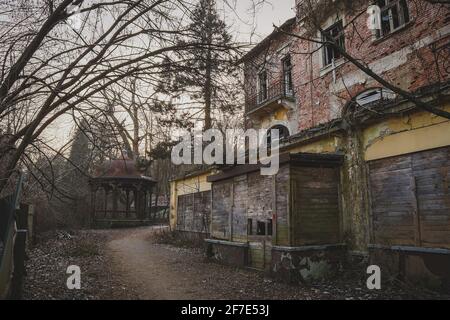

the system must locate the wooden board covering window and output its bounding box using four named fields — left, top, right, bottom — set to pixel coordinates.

left=211, top=181, right=232, bottom=239
left=176, top=190, right=211, bottom=234
left=290, top=166, right=340, bottom=246
left=369, top=146, right=450, bottom=249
